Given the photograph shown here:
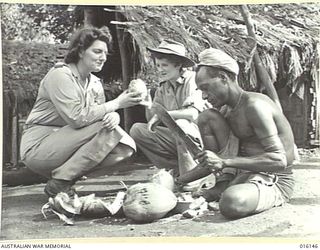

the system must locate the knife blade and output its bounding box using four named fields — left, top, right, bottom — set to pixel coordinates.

left=153, top=104, right=216, bottom=183
left=153, top=104, right=202, bottom=156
